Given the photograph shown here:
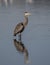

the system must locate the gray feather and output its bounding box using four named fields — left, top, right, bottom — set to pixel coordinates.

left=14, top=23, right=23, bottom=34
